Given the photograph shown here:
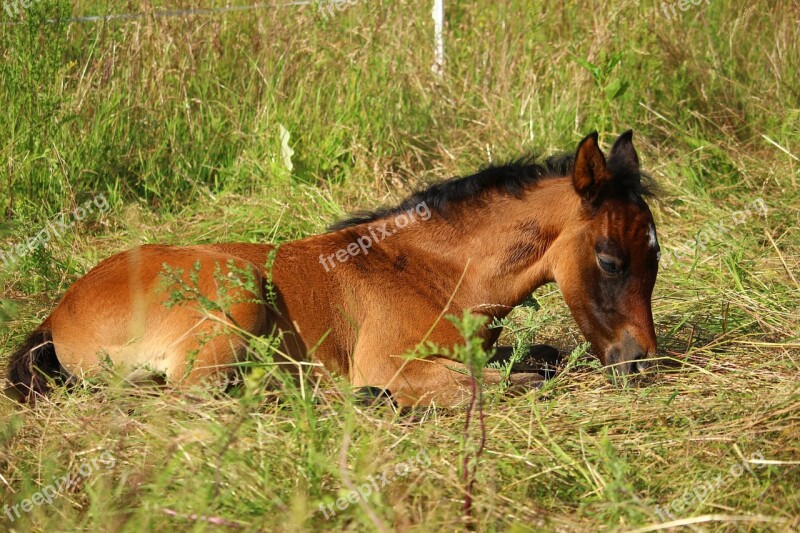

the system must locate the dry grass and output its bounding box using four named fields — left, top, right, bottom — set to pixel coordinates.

left=1, top=0, right=799, bottom=531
